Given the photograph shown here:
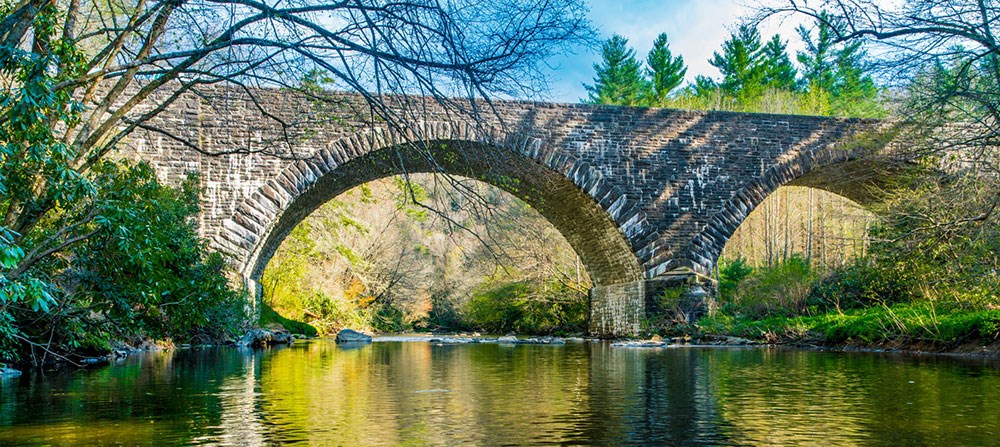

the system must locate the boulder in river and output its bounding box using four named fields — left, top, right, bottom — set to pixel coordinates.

left=239, top=328, right=294, bottom=348
left=335, top=328, right=372, bottom=344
